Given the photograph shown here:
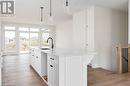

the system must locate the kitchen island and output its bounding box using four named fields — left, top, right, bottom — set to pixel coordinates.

left=30, top=48, right=96, bottom=86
